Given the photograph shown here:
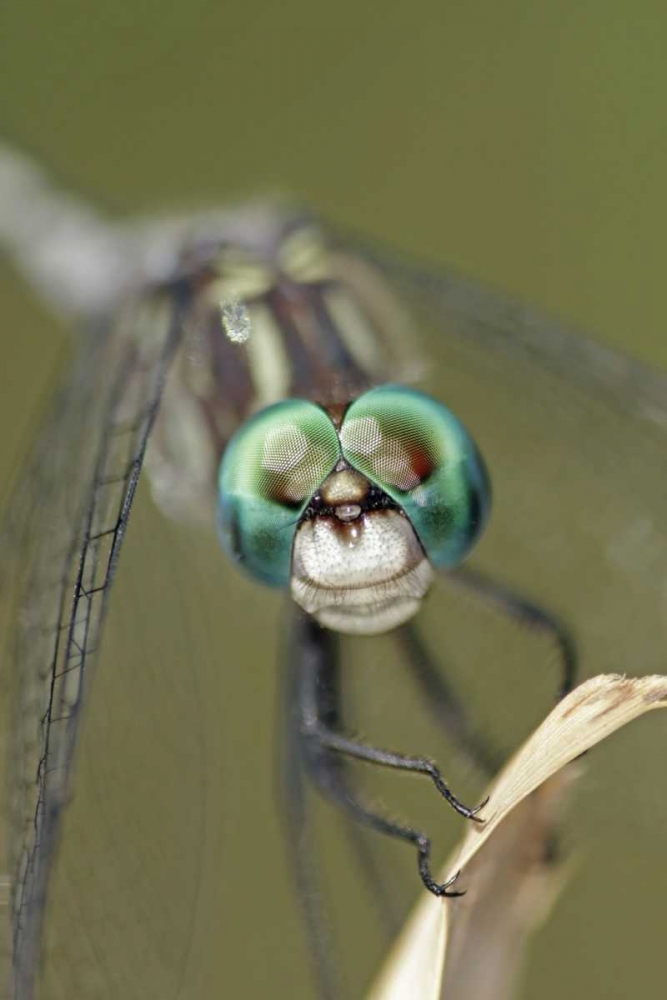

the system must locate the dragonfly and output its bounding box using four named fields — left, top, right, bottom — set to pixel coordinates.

left=1, top=142, right=666, bottom=1000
